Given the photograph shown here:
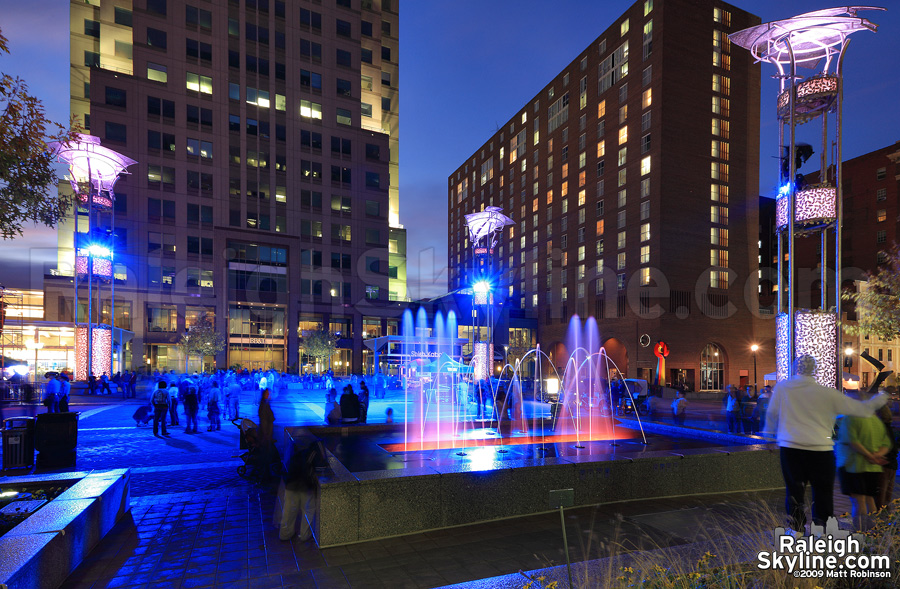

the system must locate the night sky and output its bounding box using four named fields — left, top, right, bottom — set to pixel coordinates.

left=1, top=0, right=898, bottom=298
